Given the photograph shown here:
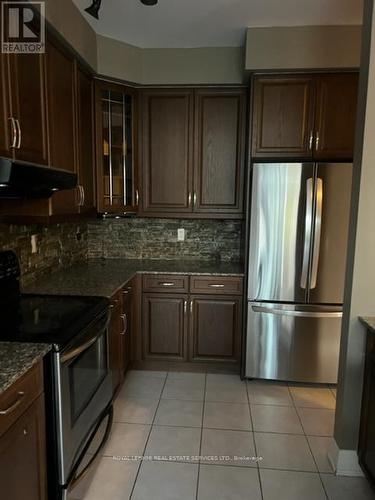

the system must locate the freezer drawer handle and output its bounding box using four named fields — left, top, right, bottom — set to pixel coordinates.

left=251, top=305, right=342, bottom=319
